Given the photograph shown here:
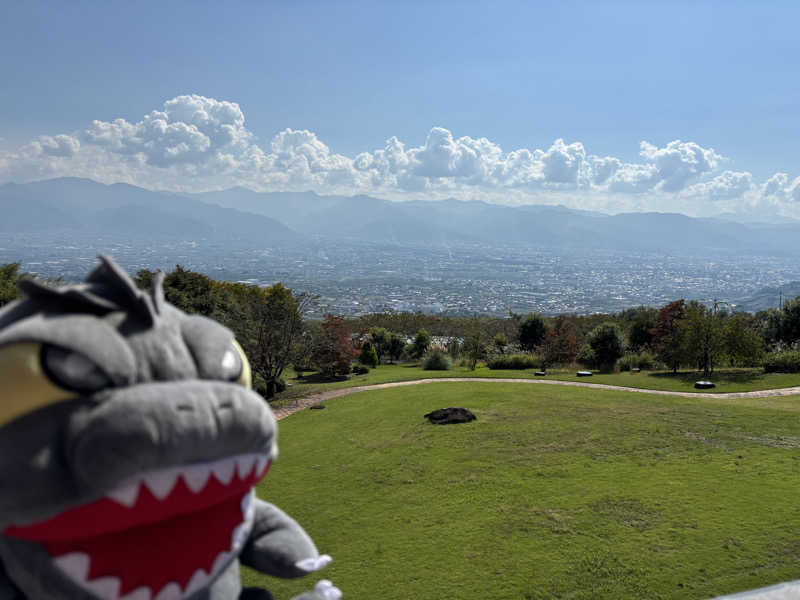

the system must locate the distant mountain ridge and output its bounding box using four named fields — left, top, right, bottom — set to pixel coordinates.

left=0, top=178, right=299, bottom=245
left=3, top=178, right=800, bottom=257
left=194, top=186, right=800, bottom=255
